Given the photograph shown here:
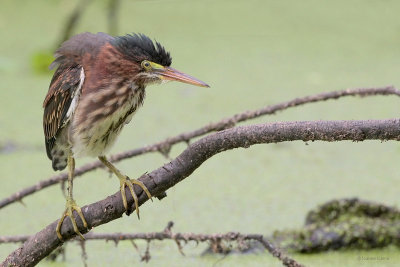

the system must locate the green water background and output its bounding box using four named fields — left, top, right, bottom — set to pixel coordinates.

left=1, top=0, right=400, bottom=266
